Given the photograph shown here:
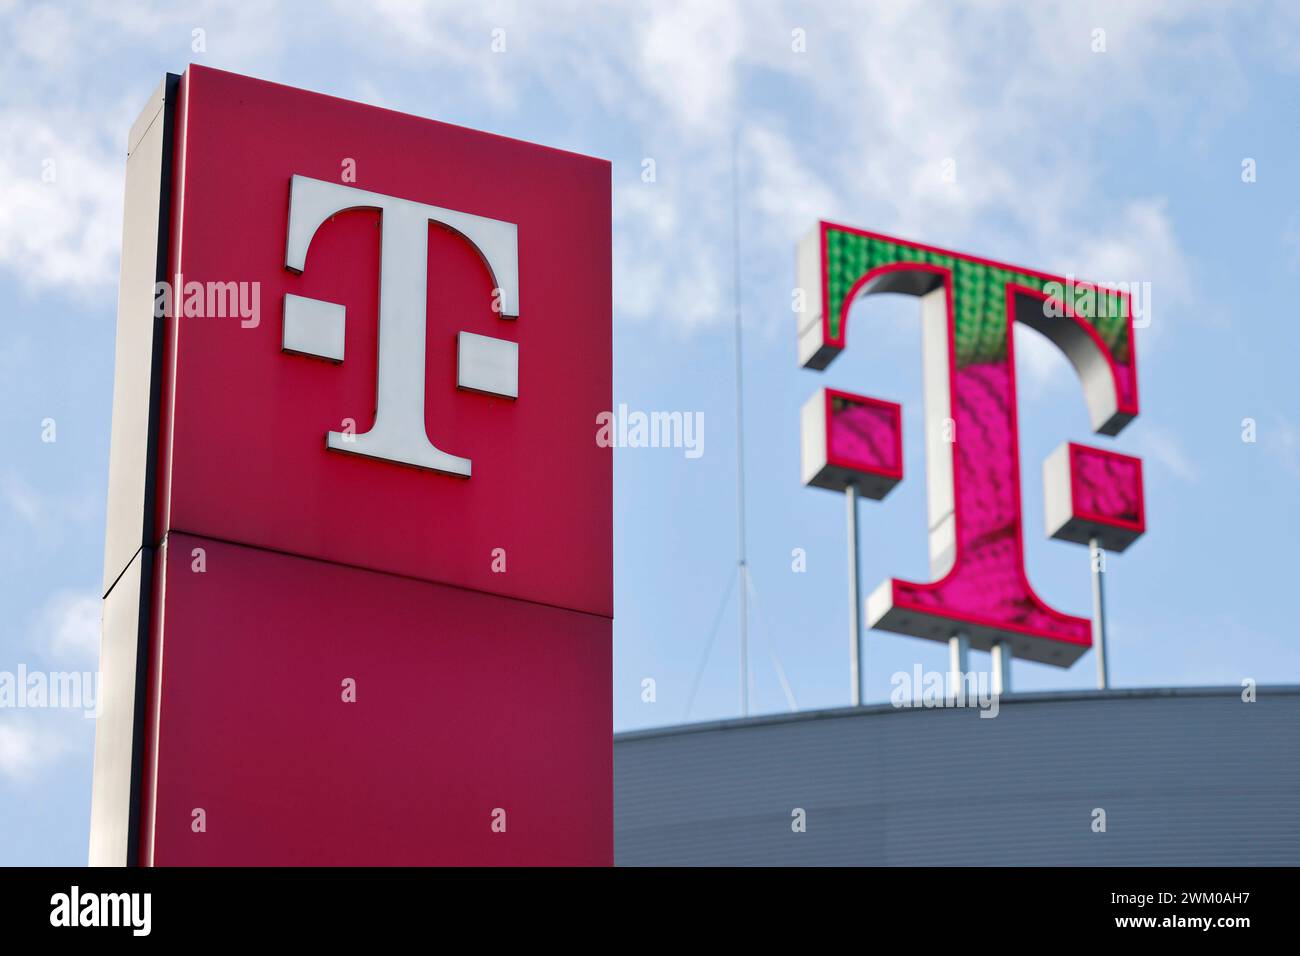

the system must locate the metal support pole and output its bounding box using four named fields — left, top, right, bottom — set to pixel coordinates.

left=846, top=483, right=863, bottom=706
left=948, top=631, right=970, bottom=704
left=991, top=640, right=1012, bottom=696
left=1090, top=536, right=1109, bottom=690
